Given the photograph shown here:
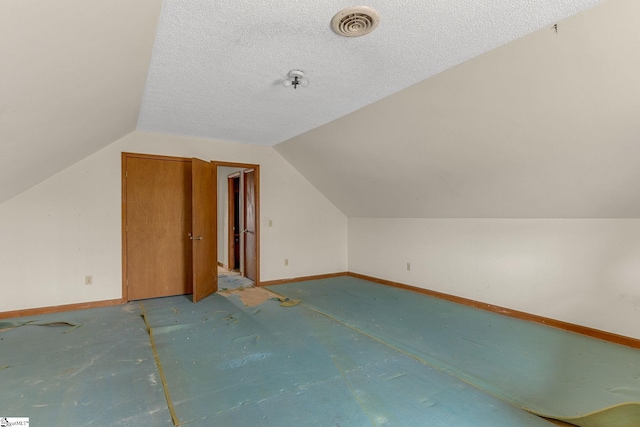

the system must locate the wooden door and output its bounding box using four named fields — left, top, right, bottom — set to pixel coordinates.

left=125, top=155, right=192, bottom=300
left=243, top=169, right=257, bottom=281
left=191, top=158, right=217, bottom=302
left=227, top=173, right=240, bottom=271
